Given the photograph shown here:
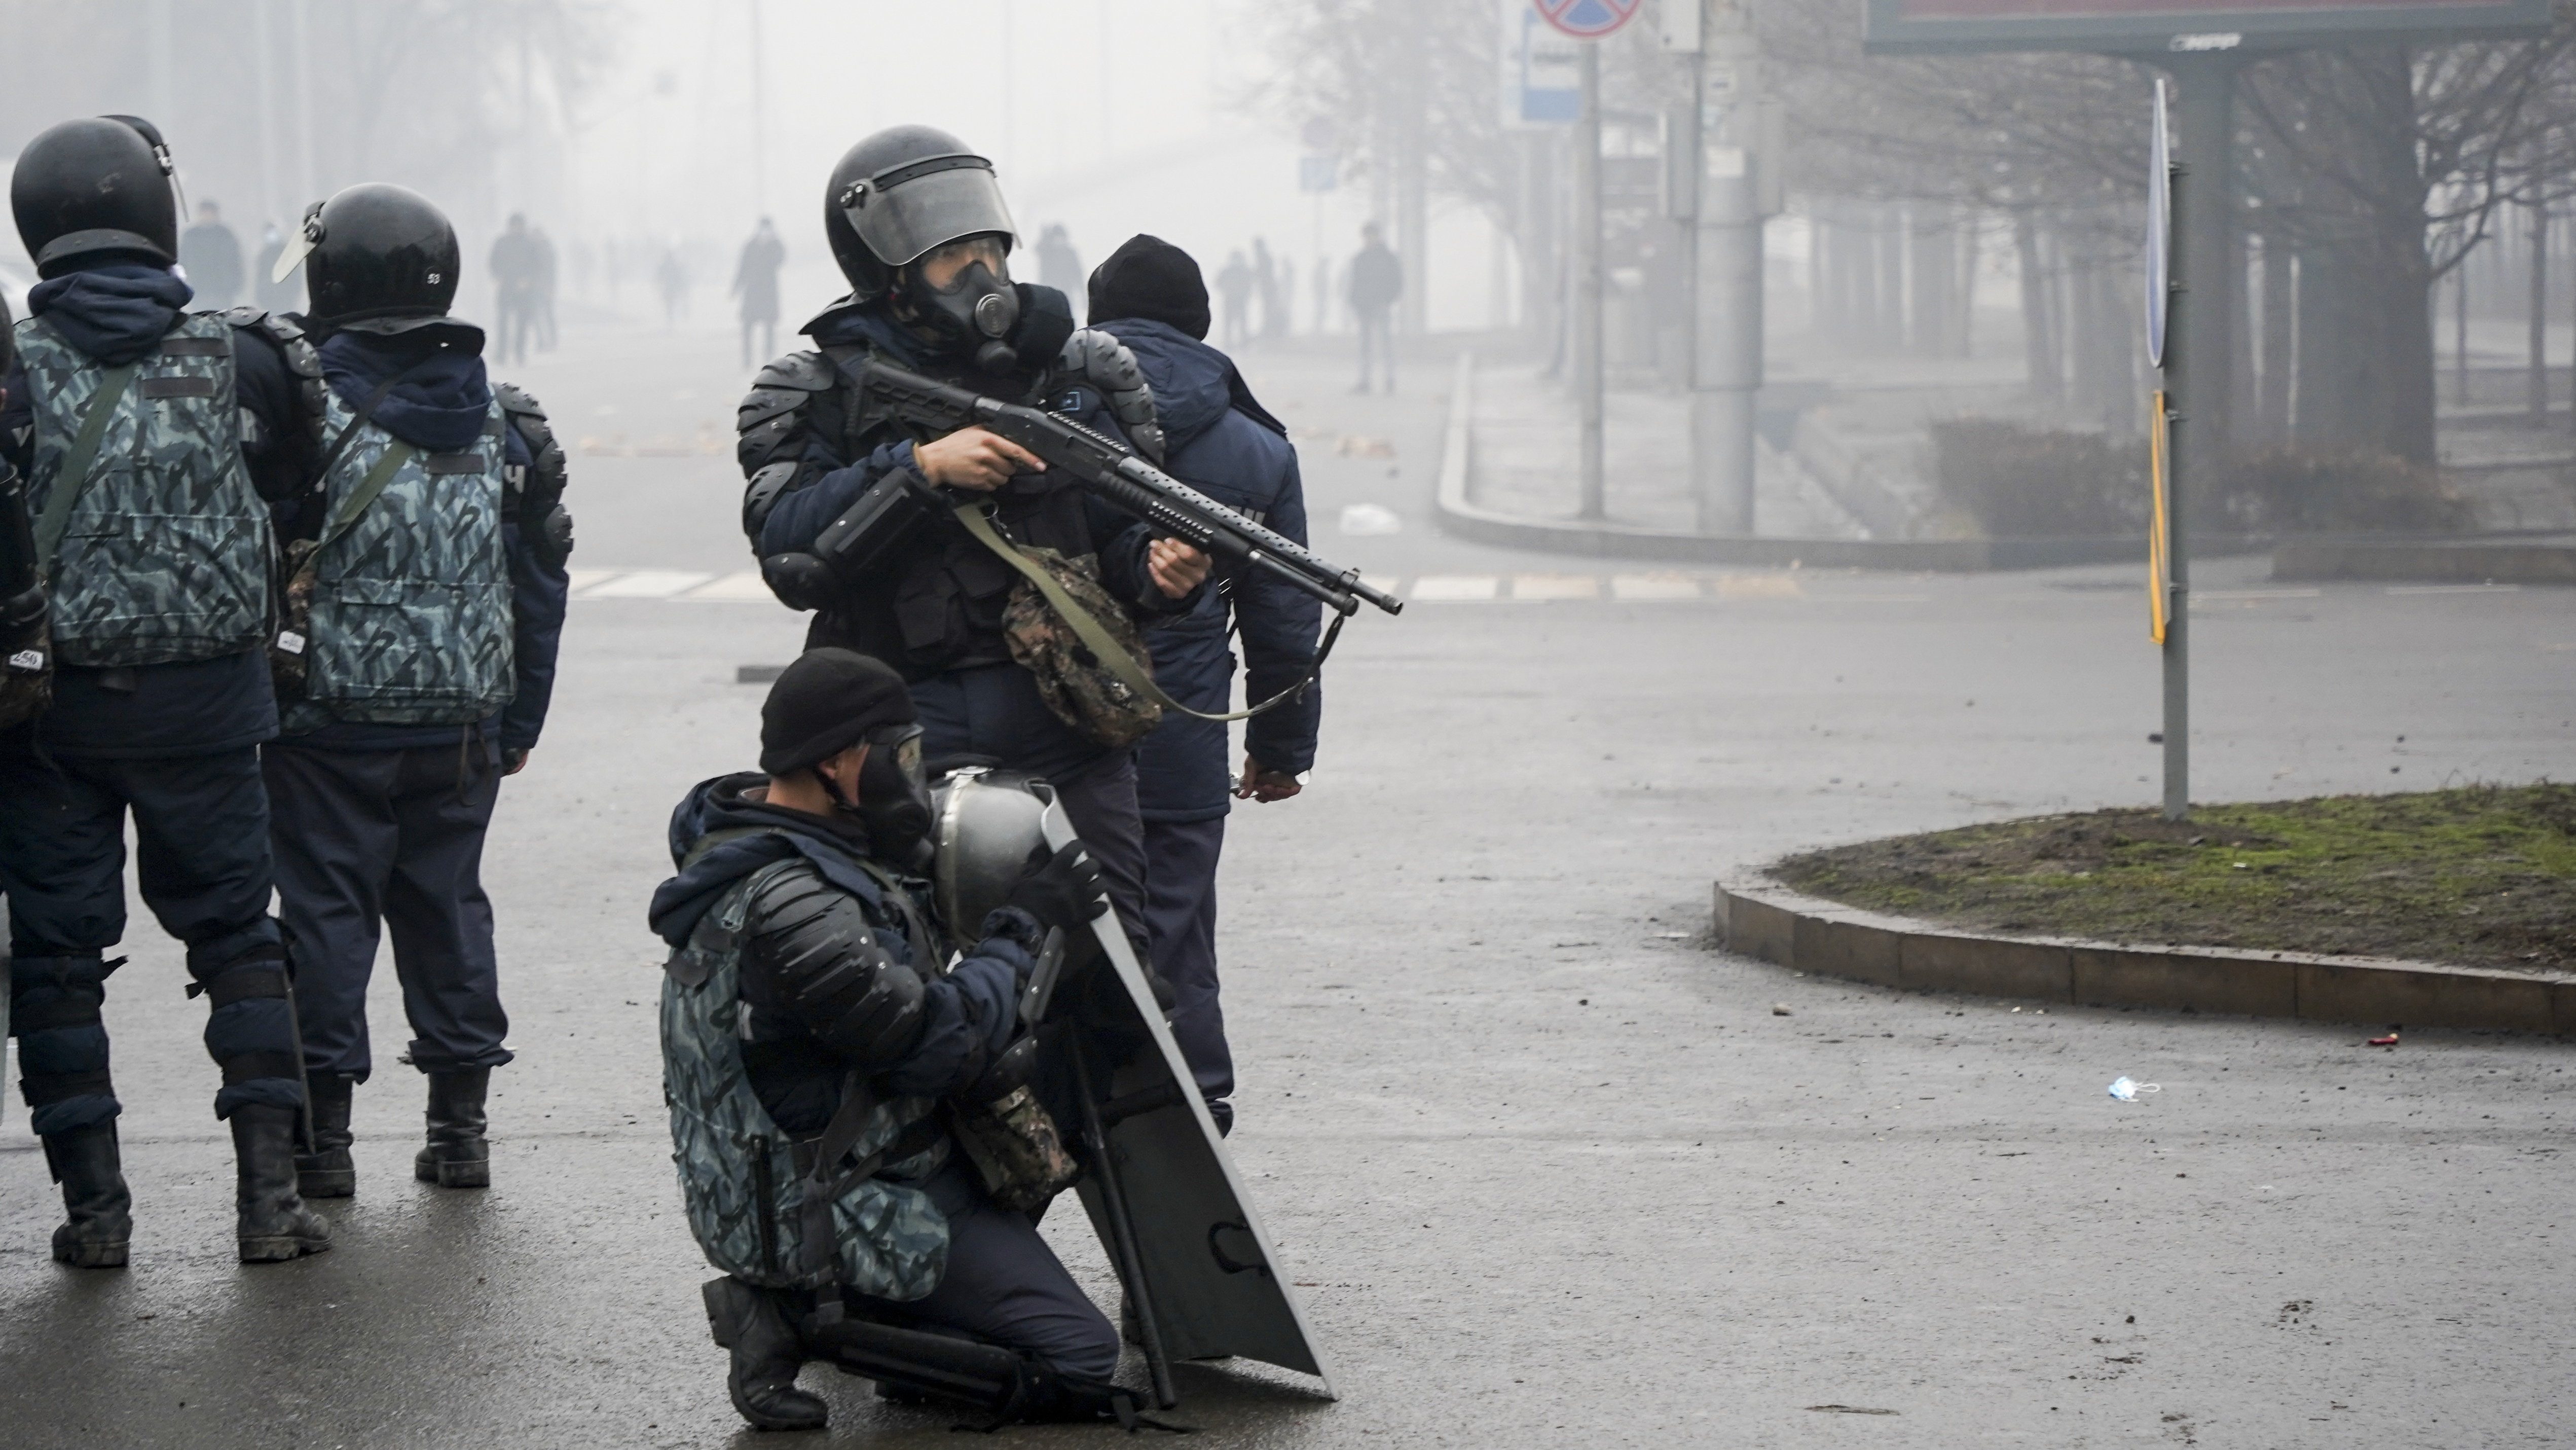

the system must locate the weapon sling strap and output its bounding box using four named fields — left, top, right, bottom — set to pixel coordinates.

left=31, top=364, right=141, bottom=574
left=798, top=1072, right=945, bottom=1315
left=953, top=500, right=1341, bottom=725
